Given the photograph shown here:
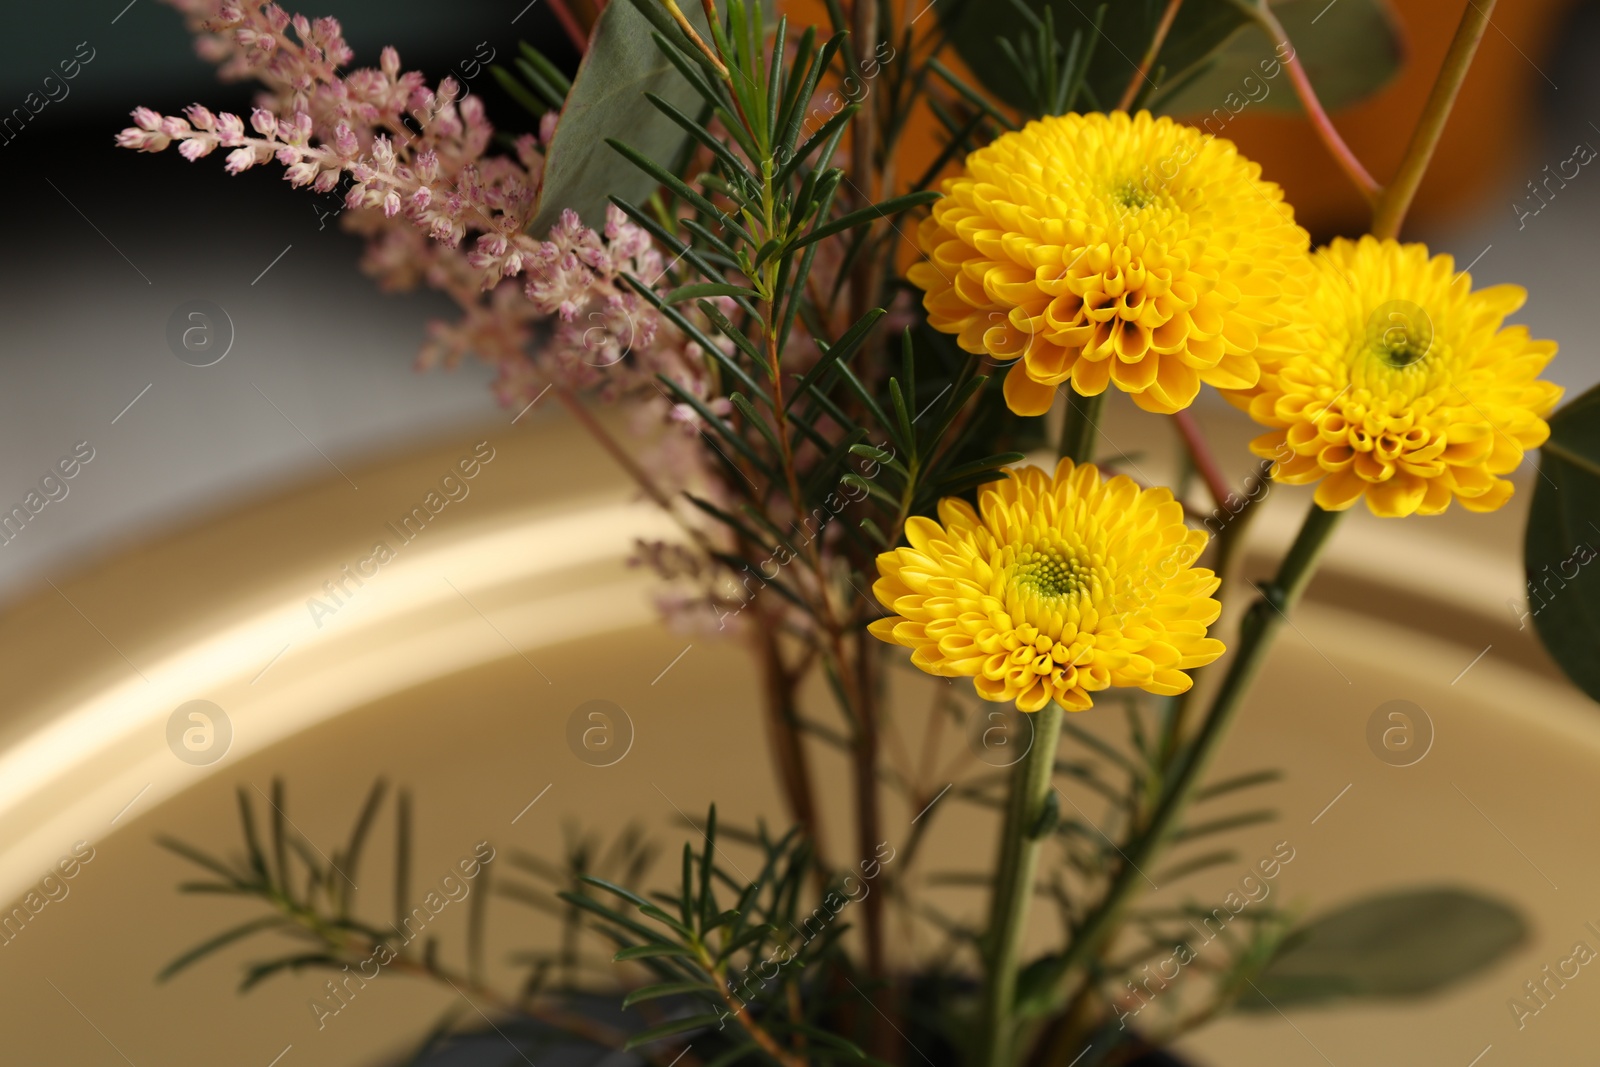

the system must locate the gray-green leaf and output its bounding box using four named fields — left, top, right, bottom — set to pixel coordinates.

left=1156, top=0, right=1403, bottom=116
left=935, top=0, right=1400, bottom=120
left=1236, top=887, right=1528, bottom=1011
left=1527, top=382, right=1600, bottom=704
left=525, top=0, right=711, bottom=236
